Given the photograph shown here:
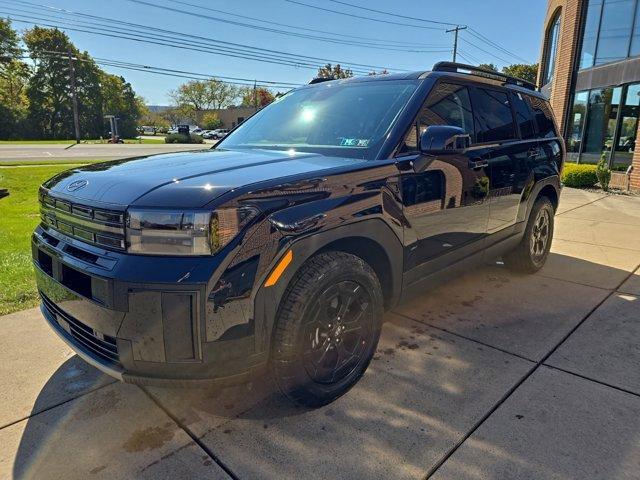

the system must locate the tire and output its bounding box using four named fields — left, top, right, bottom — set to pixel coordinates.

left=503, top=196, right=555, bottom=274
left=271, top=251, right=384, bottom=407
